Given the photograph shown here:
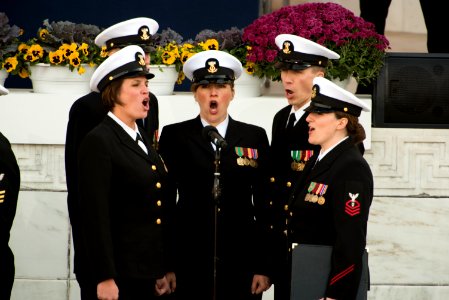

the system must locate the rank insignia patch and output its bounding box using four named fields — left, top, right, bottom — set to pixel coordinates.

left=345, top=192, right=361, bottom=216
